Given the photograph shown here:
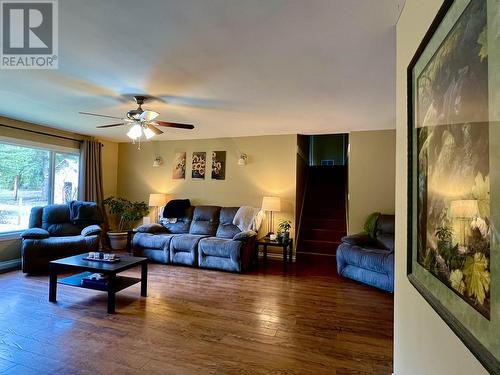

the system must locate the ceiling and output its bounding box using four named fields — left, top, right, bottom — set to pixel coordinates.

left=0, top=0, right=403, bottom=141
